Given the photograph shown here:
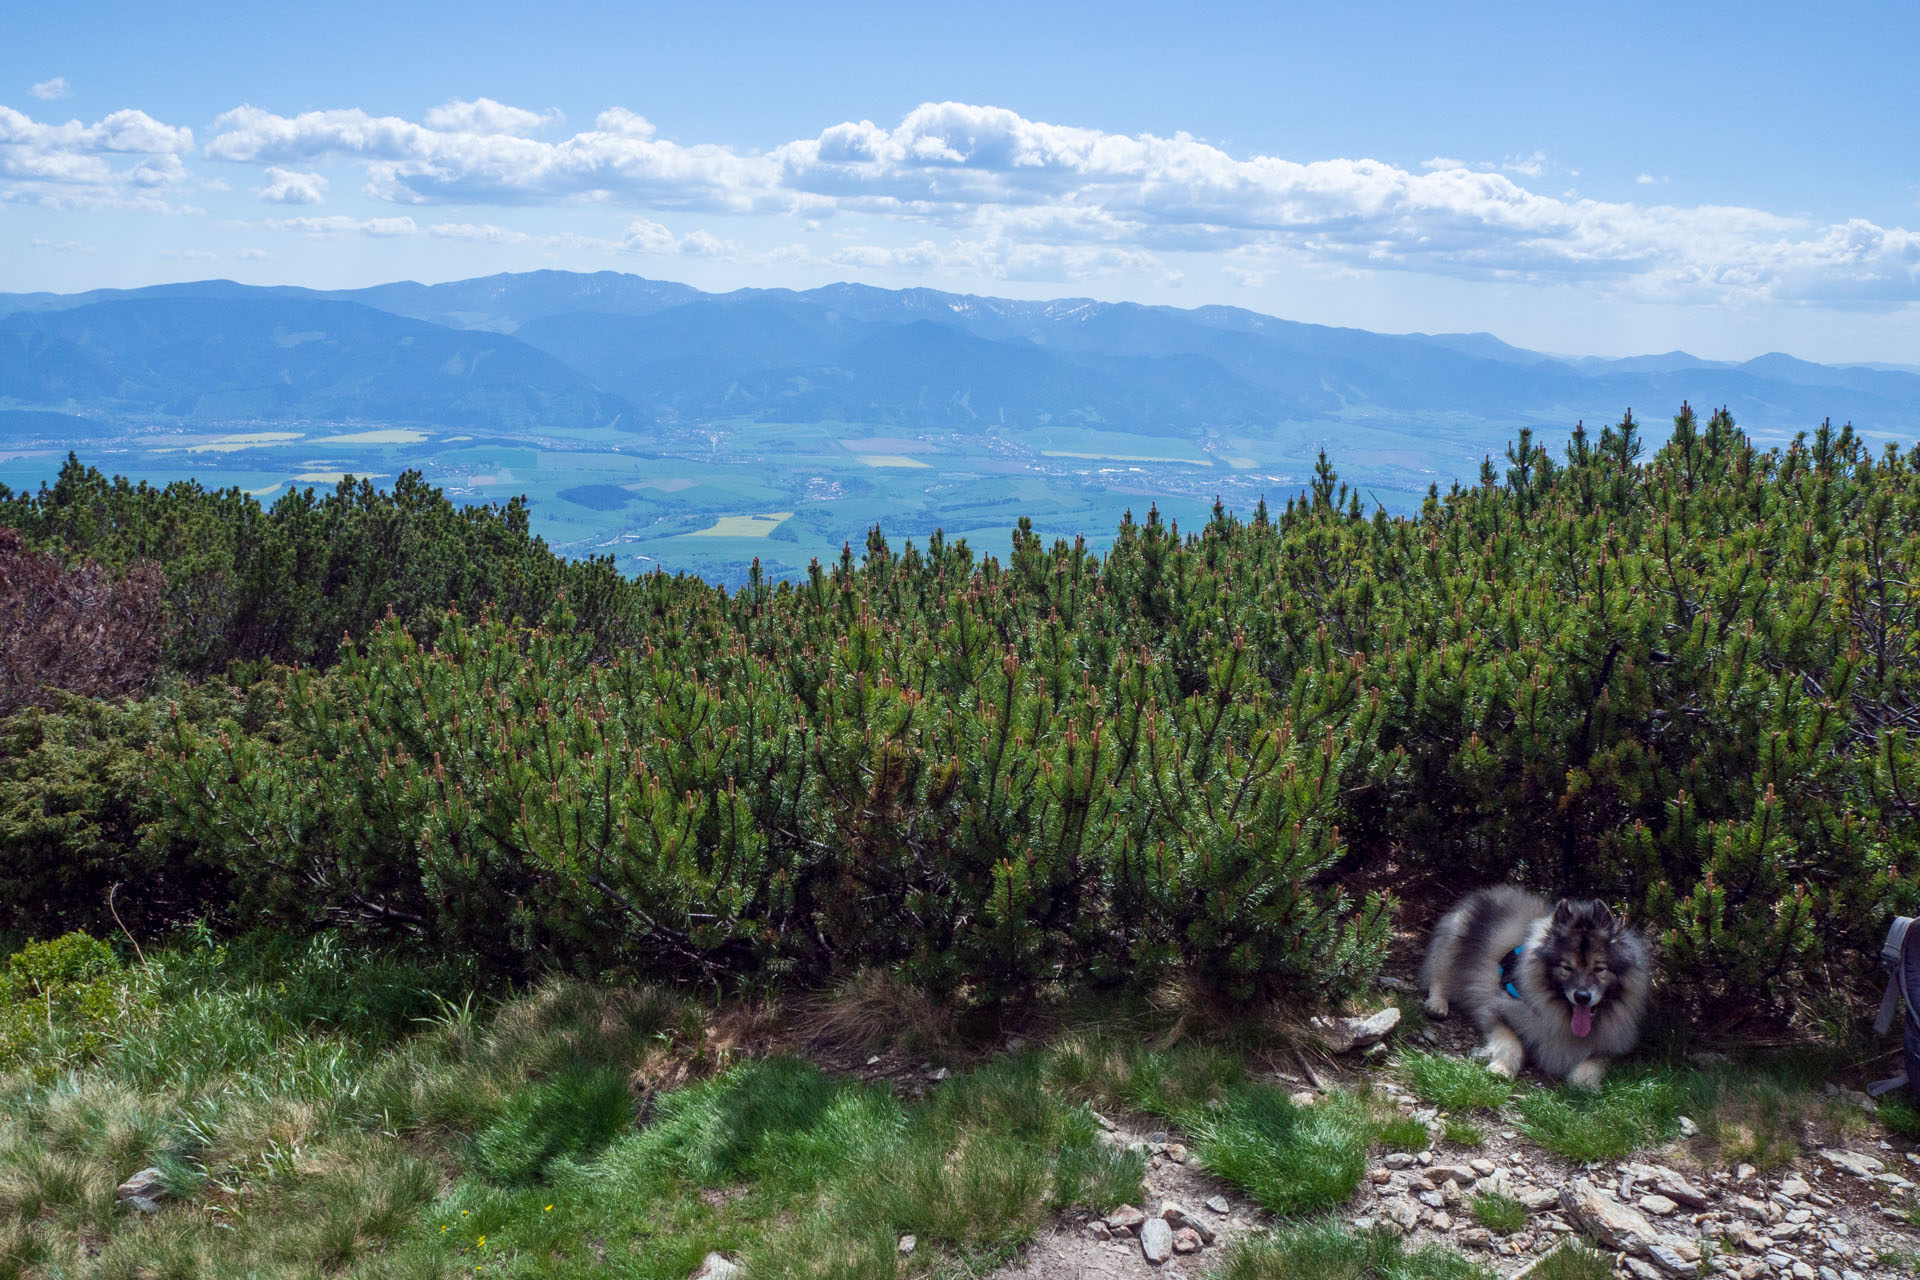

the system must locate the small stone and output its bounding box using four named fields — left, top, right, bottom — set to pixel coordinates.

left=1471, top=1158, right=1498, bottom=1176
left=690, top=1254, right=740, bottom=1280
left=116, top=1167, right=167, bottom=1209
left=1164, top=1141, right=1188, bottom=1163
left=1764, top=1254, right=1792, bottom=1268
left=930, top=1067, right=948, bottom=1081
left=1789, top=1264, right=1813, bottom=1280
left=1172, top=1227, right=1202, bottom=1255
left=1679, top=1115, right=1700, bottom=1137
left=1419, top=1190, right=1446, bottom=1208
left=1140, top=1217, right=1174, bottom=1264
left=1646, top=1243, right=1702, bottom=1278
left=1106, top=1204, right=1147, bottom=1231
left=1431, top=1211, right=1453, bottom=1231
left=1816, top=1268, right=1838, bottom=1280
left=1088, top=1221, right=1112, bottom=1241
left=1818, top=1150, right=1883, bottom=1178
left=1145, top=1130, right=1169, bottom=1144
left=1386, top=1153, right=1417, bottom=1169
left=1778, top=1177, right=1811, bottom=1199
left=1092, top=1110, right=1117, bottom=1131
left=1291, top=1090, right=1319, bottom=1107
left=1640, top=1194, right=1680, bottom=1216
left=898, top=1235, right=915, bottom=1256
left=1737, top=1164, right=1757, bottom=1181
left=1519, top=1188, right=1560, bottom=1211
left=1206, top=1195, right=1229, bottom=1214
left=1458, top=1227, right=1493, bottom=1247
left=865, top=1054, right=882, bottom=1066
left=1160, top=1201, right=1215, bottom=1245
left=1388, top=1200, right=1422, bottom=1231
left=1310, top=1006, right=1401, bottom=1053
left=1626, top=1258, right=1667, bottom=1280
left=1370, top=1168, right=1393, bottom=1185
left=1430, top=1163, right=1479, bottom=1185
